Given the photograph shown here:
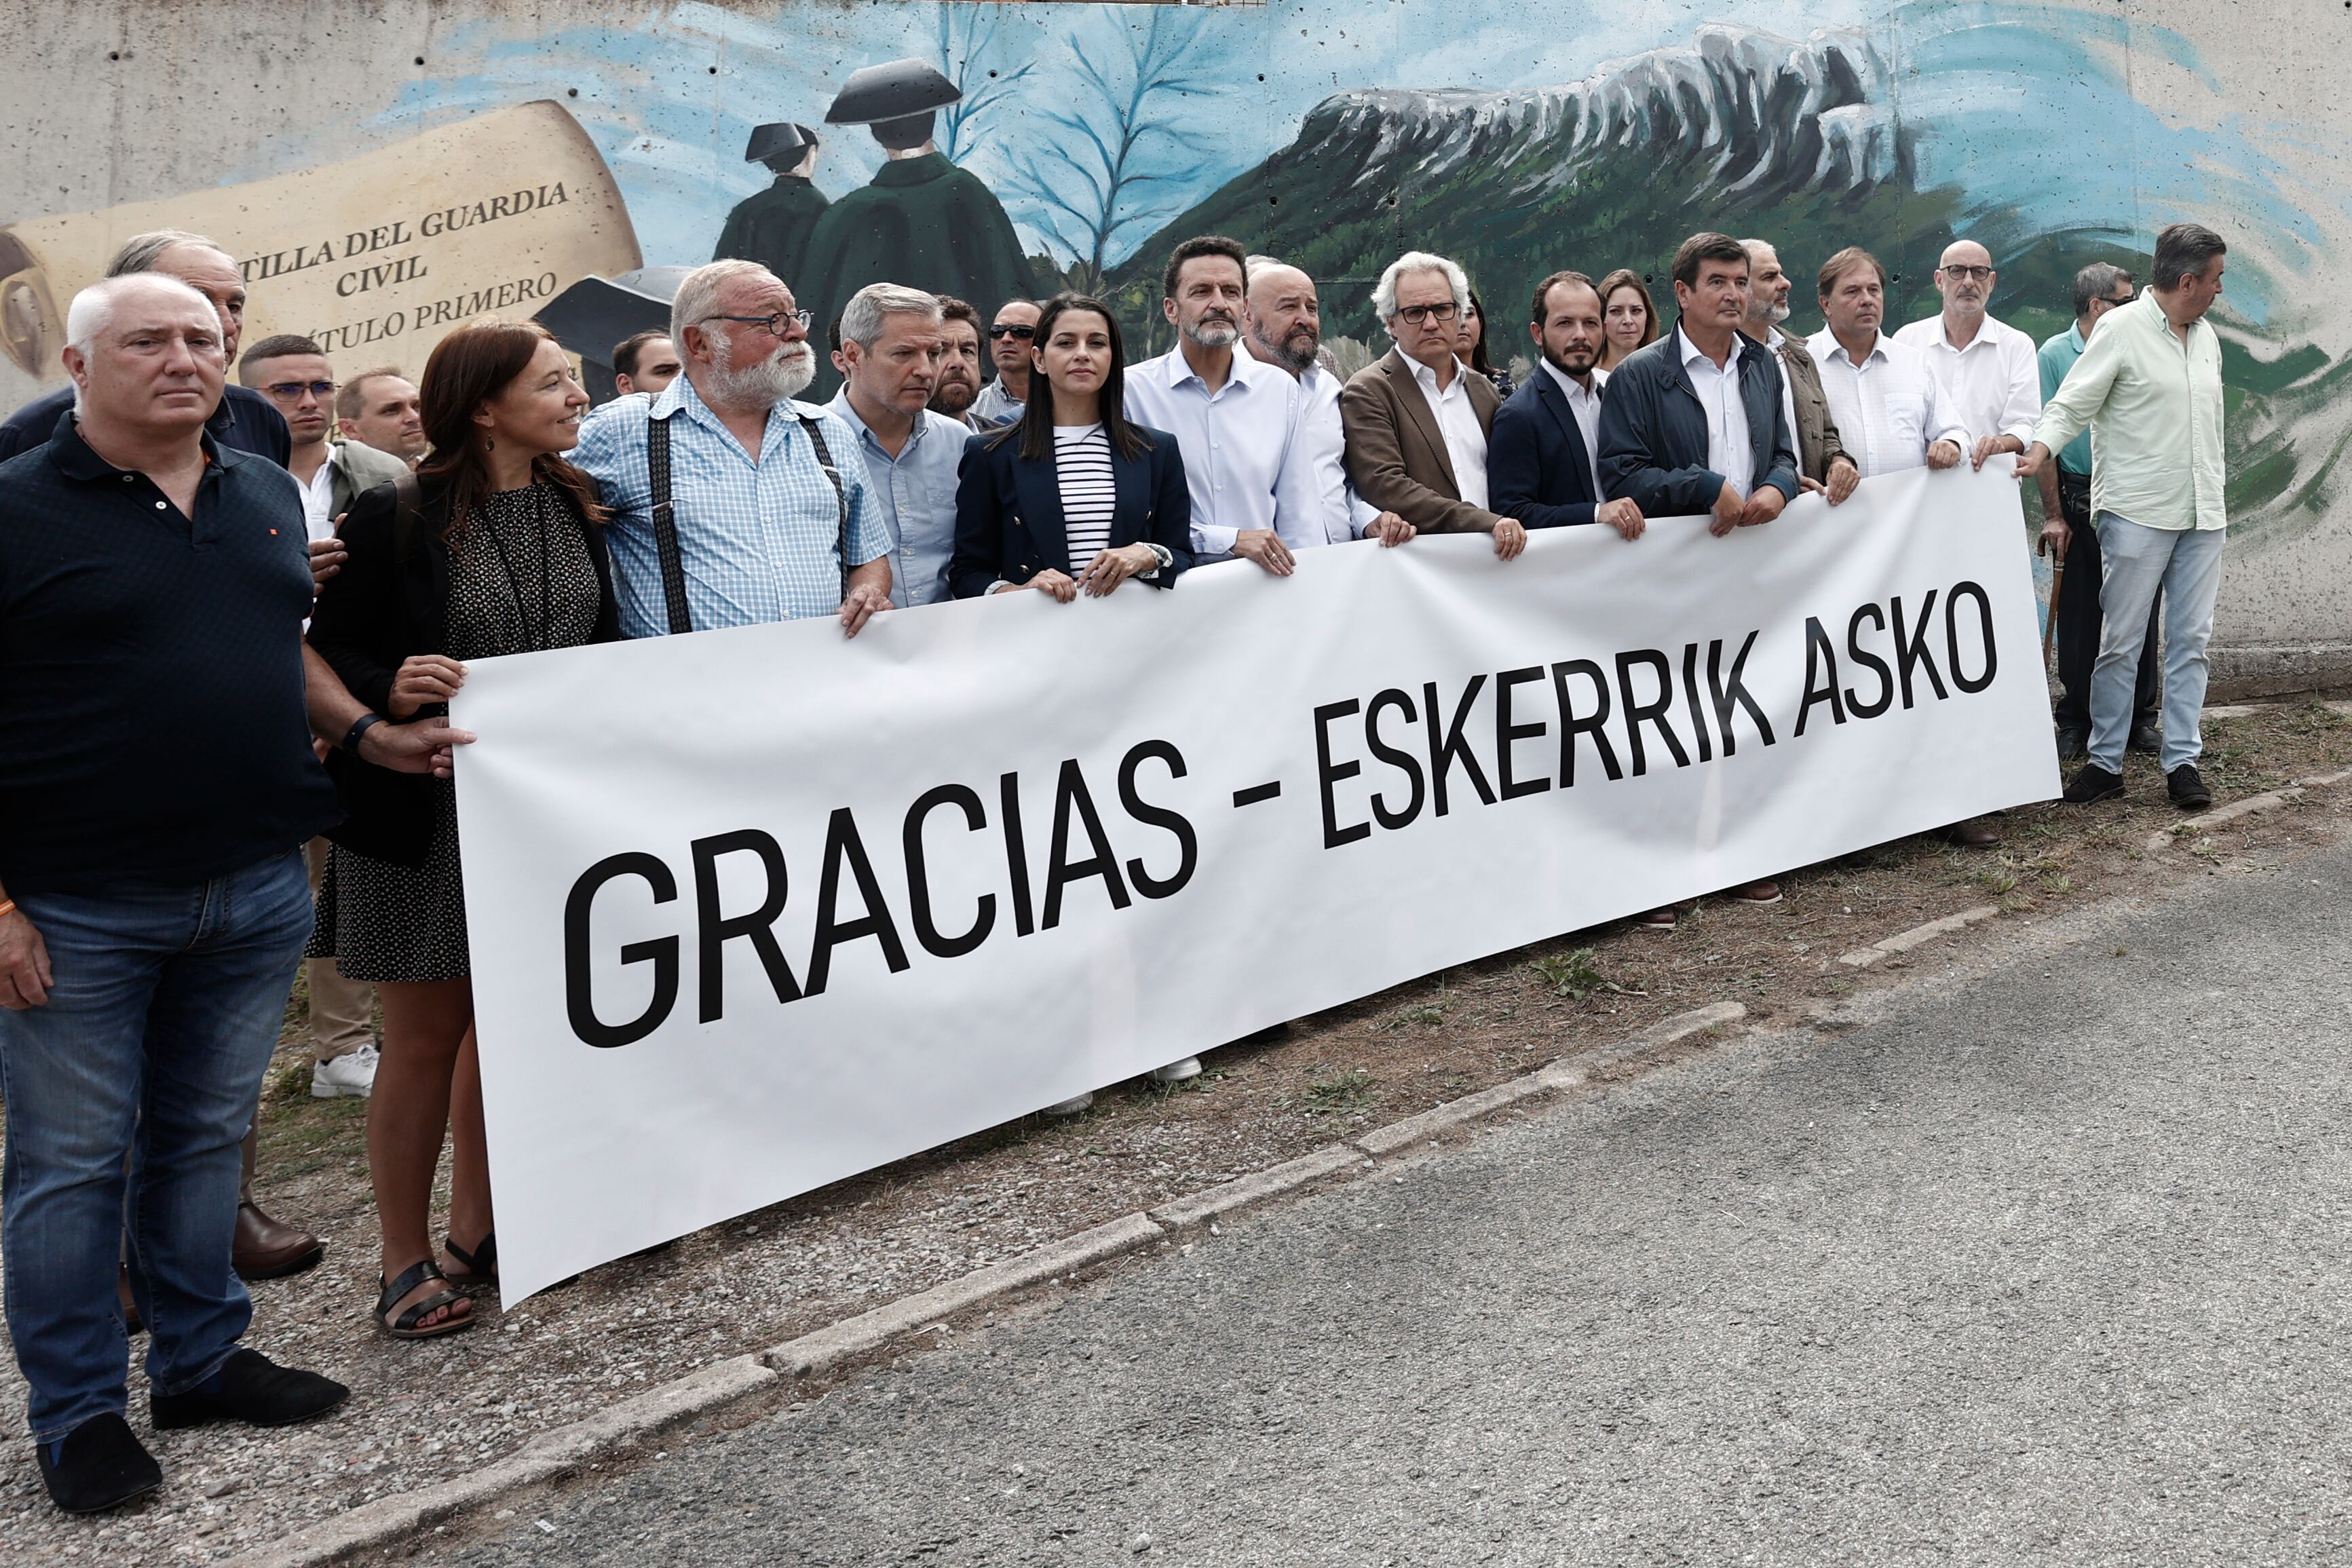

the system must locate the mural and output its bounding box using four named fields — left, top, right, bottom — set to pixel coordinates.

left=1, top=0, right=2344, bottom=543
